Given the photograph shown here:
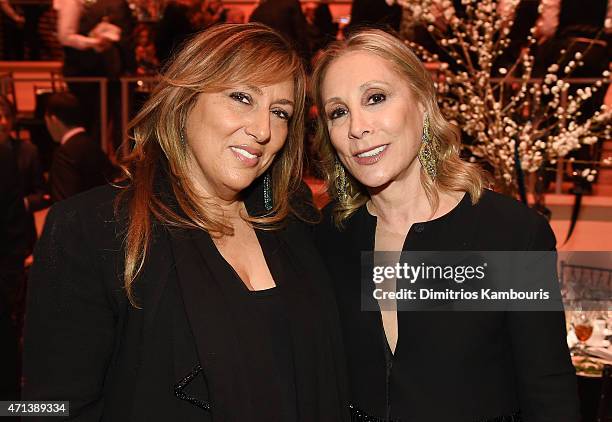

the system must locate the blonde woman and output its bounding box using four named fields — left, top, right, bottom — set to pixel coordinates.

left=23, top=24, right=349, bottom=421
left=312, top=29, right=579, bottom=421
